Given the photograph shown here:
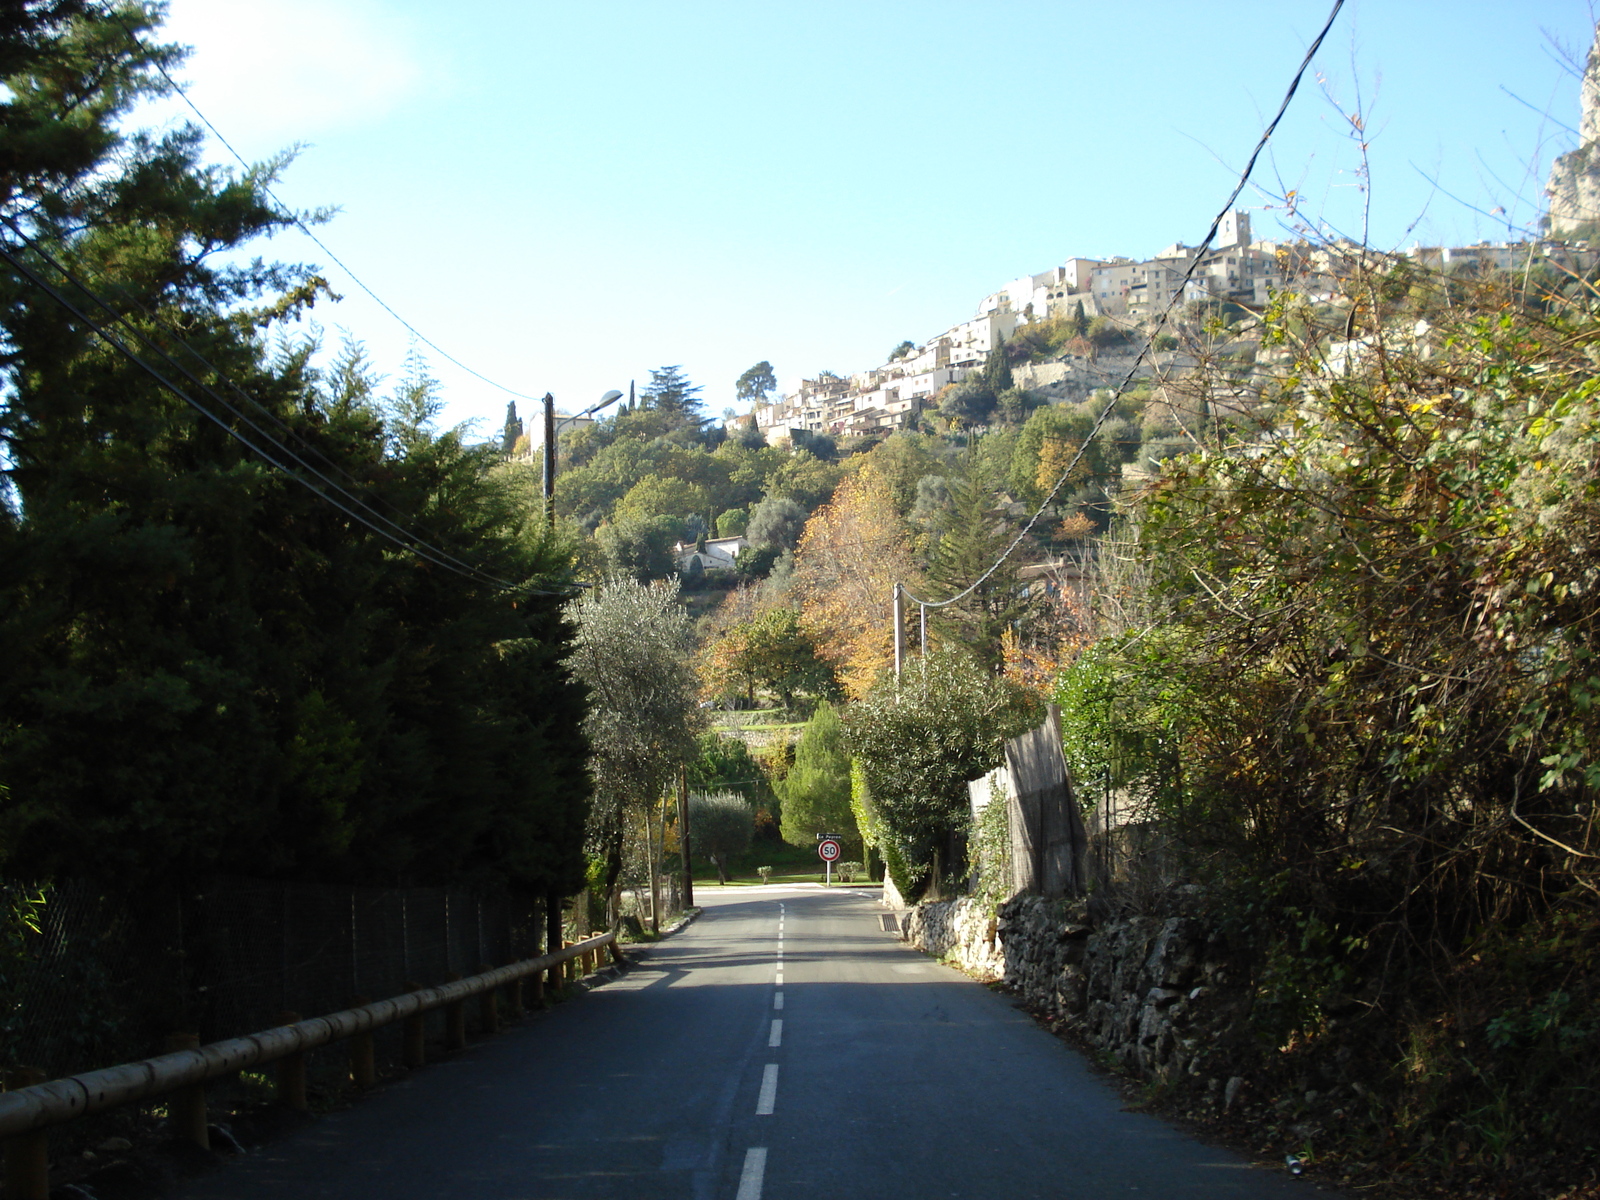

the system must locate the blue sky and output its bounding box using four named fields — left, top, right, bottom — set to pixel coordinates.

left=148, top=0, right=1598, bottom=436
